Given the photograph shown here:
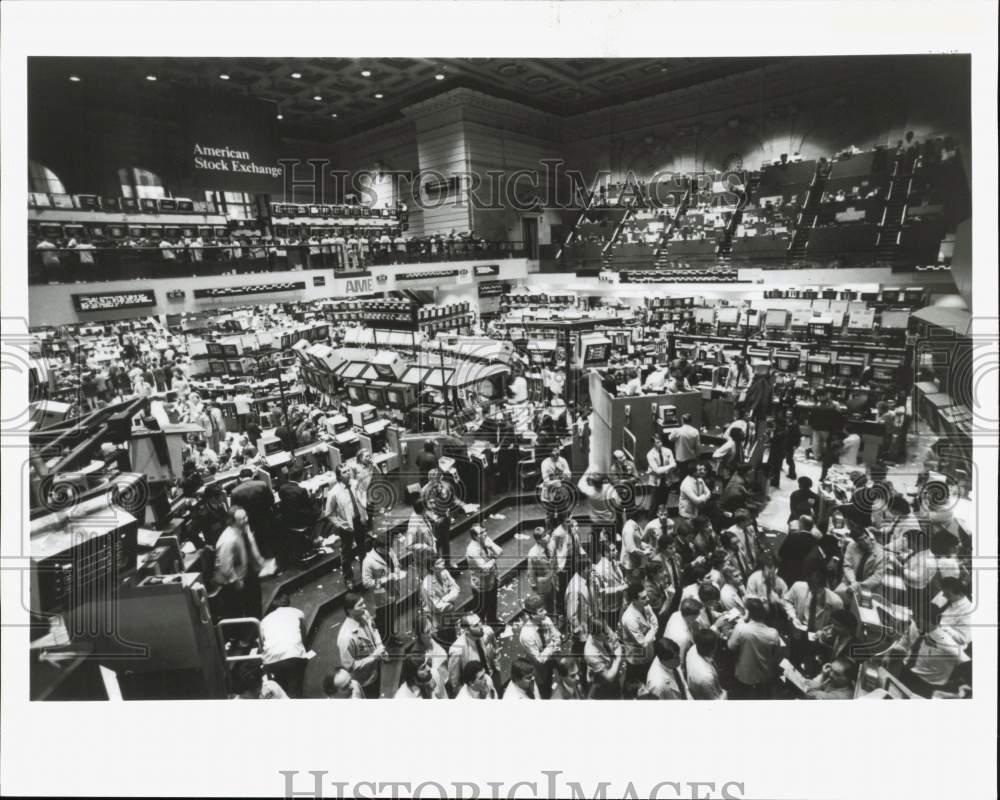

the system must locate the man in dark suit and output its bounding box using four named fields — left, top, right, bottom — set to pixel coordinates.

left=777, top=515, right=828, bottom=587
left=230, top=467, right=279, bottom=564
left=277, top=463, right=319, bottom=561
